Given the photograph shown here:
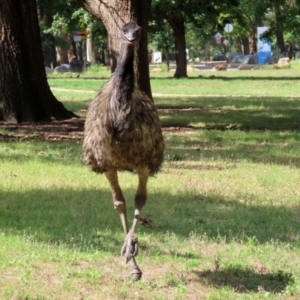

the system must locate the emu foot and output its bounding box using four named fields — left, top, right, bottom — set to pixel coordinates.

left=121, top=231, right=138, bottom=263
left=121, top=232, right=143, bottom=281
left=131, top=262, right=142, bottom=281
